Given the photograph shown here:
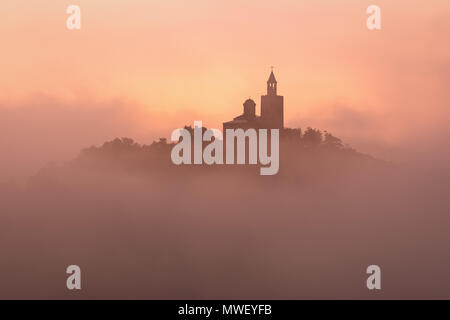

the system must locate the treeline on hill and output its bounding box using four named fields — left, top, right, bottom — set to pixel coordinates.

left=60, top=126, right=383, bottom=179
